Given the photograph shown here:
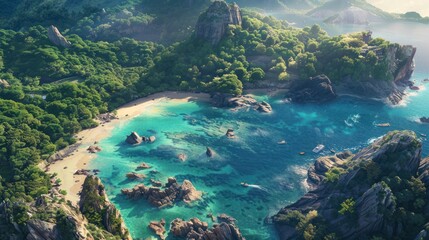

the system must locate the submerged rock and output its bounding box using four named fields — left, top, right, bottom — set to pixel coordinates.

left=126, top=132, right=142, bottom=144
left=195, top=1, right=242, bottom=45
left=287, top=74, right=337, bottom=103
left=121, top=178, right=201, bottom=208
left=273, top=130, right=424, bottom=239
left=47, top=25, right=71, bottom=48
